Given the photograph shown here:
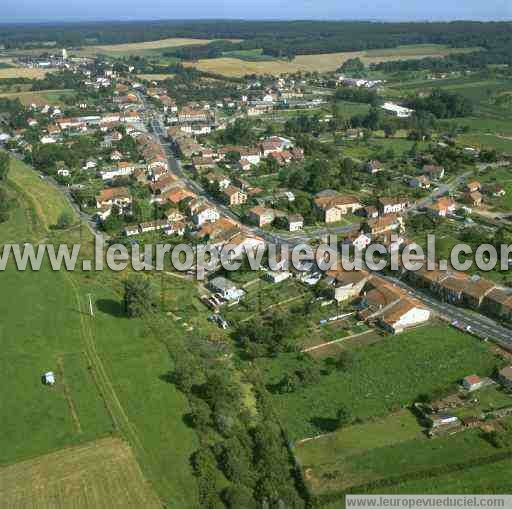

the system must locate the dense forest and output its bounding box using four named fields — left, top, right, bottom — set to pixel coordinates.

left=1, top=20, right=511, bottom=59
left=372, top=38, right=512, bottom=73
